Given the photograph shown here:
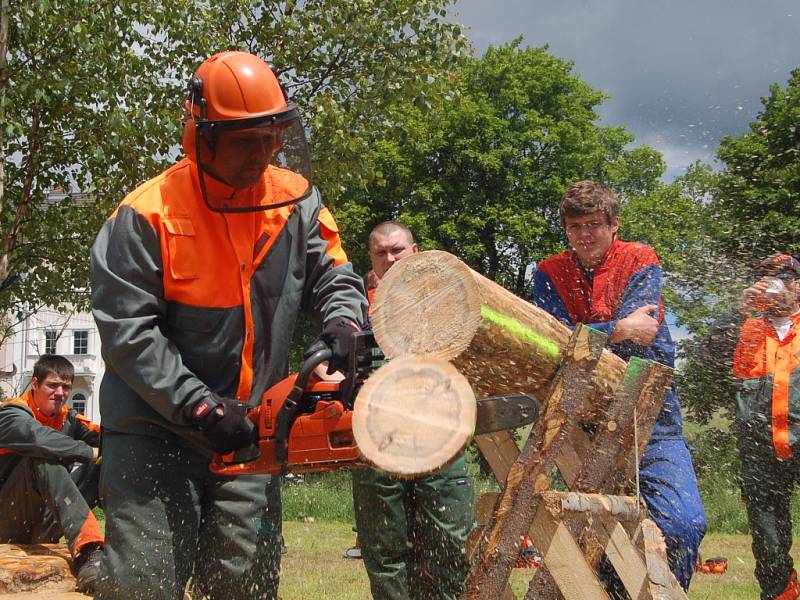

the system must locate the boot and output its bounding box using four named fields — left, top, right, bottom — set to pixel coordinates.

left=75, top=543, right=104, bottom=594
left=774, top=569, right=800, bottom=600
